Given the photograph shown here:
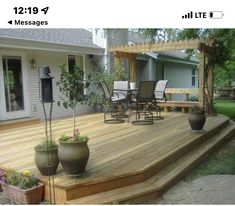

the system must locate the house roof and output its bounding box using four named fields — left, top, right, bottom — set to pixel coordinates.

left=0, top=29, right=100, bottom=48
left=157, top=51, right=198, bottom=62
left=128, top=30, right=150, bottom=44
